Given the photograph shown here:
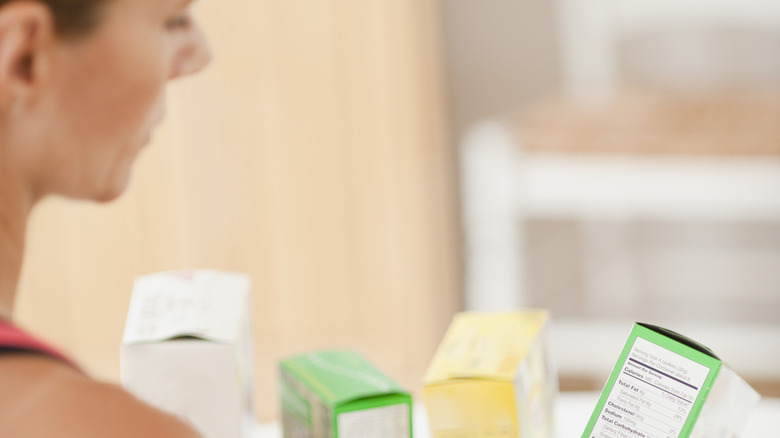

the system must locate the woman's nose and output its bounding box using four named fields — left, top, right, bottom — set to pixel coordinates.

left=169, top=24, right=213, bottom=80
